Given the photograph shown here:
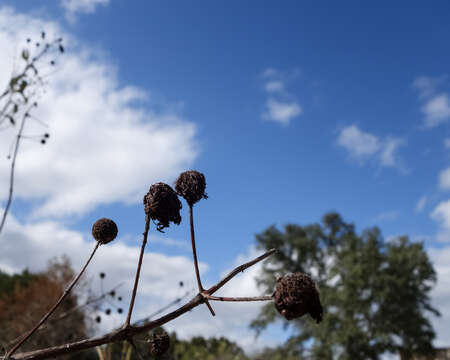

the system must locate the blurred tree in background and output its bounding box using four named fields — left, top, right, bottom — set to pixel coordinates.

left=0, top=257, right=95, bottom=359
left=252, top=212, right=439, bottom=360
